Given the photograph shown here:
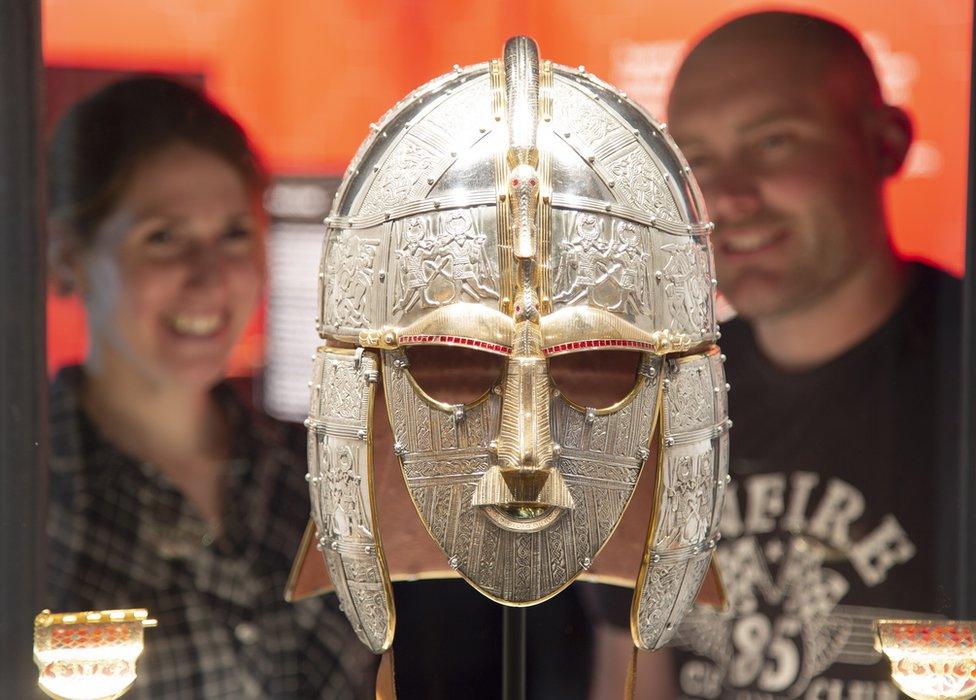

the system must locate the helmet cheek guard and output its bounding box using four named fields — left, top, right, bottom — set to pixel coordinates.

left=307, top=348, right=393, bottom=652
left=305, top=36, right=729, bottom=655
